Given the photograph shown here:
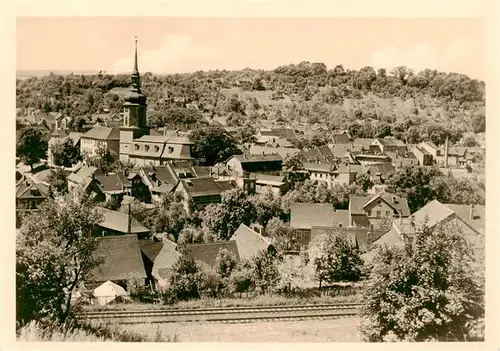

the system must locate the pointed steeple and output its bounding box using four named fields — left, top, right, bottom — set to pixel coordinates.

left=131, top=36, right=141, bottom=88
left=133, top=36, right=139, bottom=75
